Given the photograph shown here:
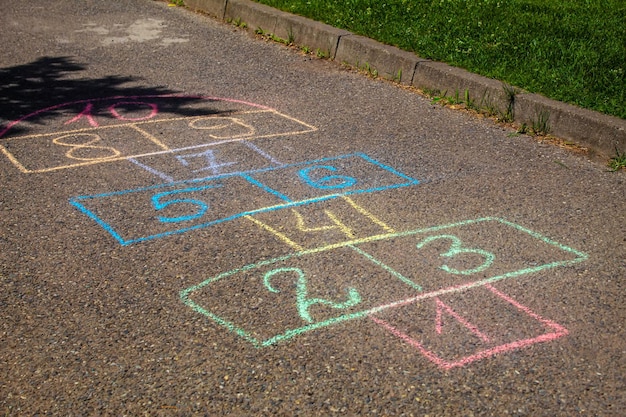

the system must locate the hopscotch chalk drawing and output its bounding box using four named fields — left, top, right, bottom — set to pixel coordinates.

left=69, top=153, right=419, bottom=245
left=1, top=95, right=588, bottom=369
left=0, top=95, right=316, bottom=173
left=180, top=217, right=586, bottom=355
